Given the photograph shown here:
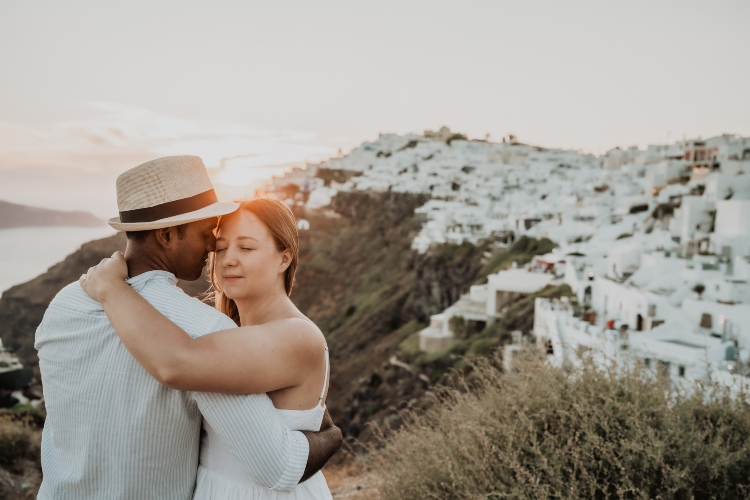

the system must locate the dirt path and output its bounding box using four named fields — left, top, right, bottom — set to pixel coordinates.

left=323, top=462, right=382, bottom=500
